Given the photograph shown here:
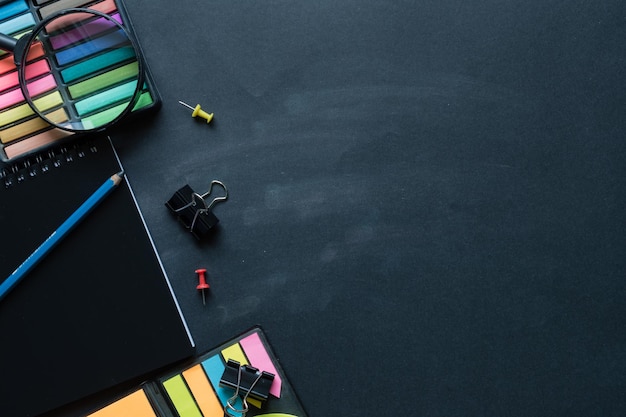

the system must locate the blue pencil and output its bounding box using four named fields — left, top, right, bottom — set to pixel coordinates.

left=0, top=171, right=125, bottom=302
